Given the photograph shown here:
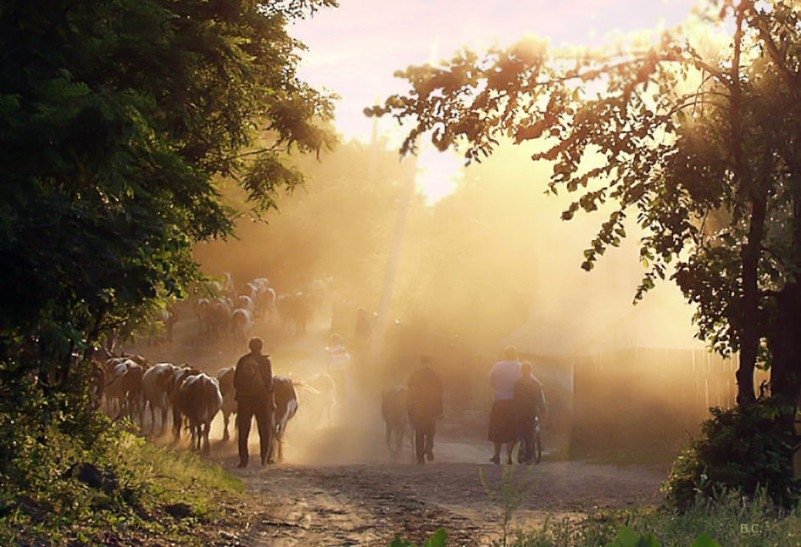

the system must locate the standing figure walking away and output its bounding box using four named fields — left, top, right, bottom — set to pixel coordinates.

left=514, top=360, right=547, bottom=465
left=234, top=337, right=275, bottom=468
left=488, top=345, right=522, bottom=464
left=407, top=355, right=444, bottom=464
